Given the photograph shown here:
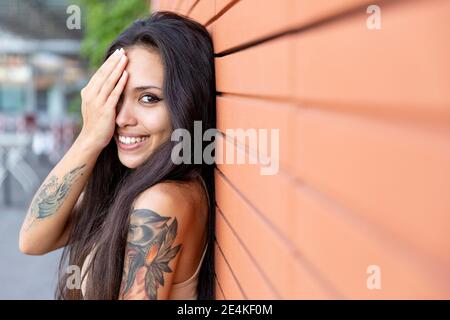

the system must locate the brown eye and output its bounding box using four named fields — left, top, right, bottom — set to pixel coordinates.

left=139, top=94, right=160, bottom=104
